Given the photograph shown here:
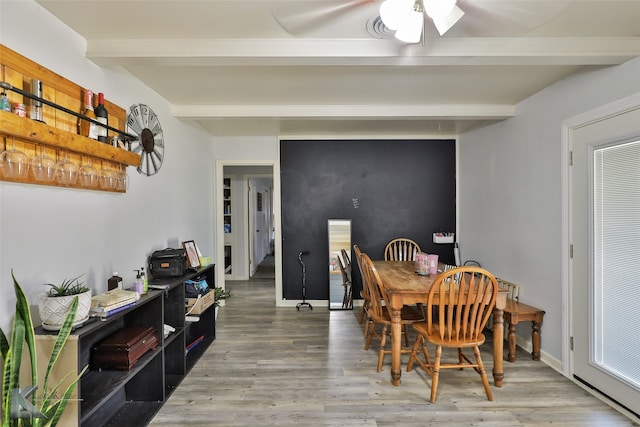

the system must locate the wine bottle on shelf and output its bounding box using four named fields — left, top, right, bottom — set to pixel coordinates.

left=95, top=92, right=109, bottom=143
left=78, top=90, right=98, bottom=140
